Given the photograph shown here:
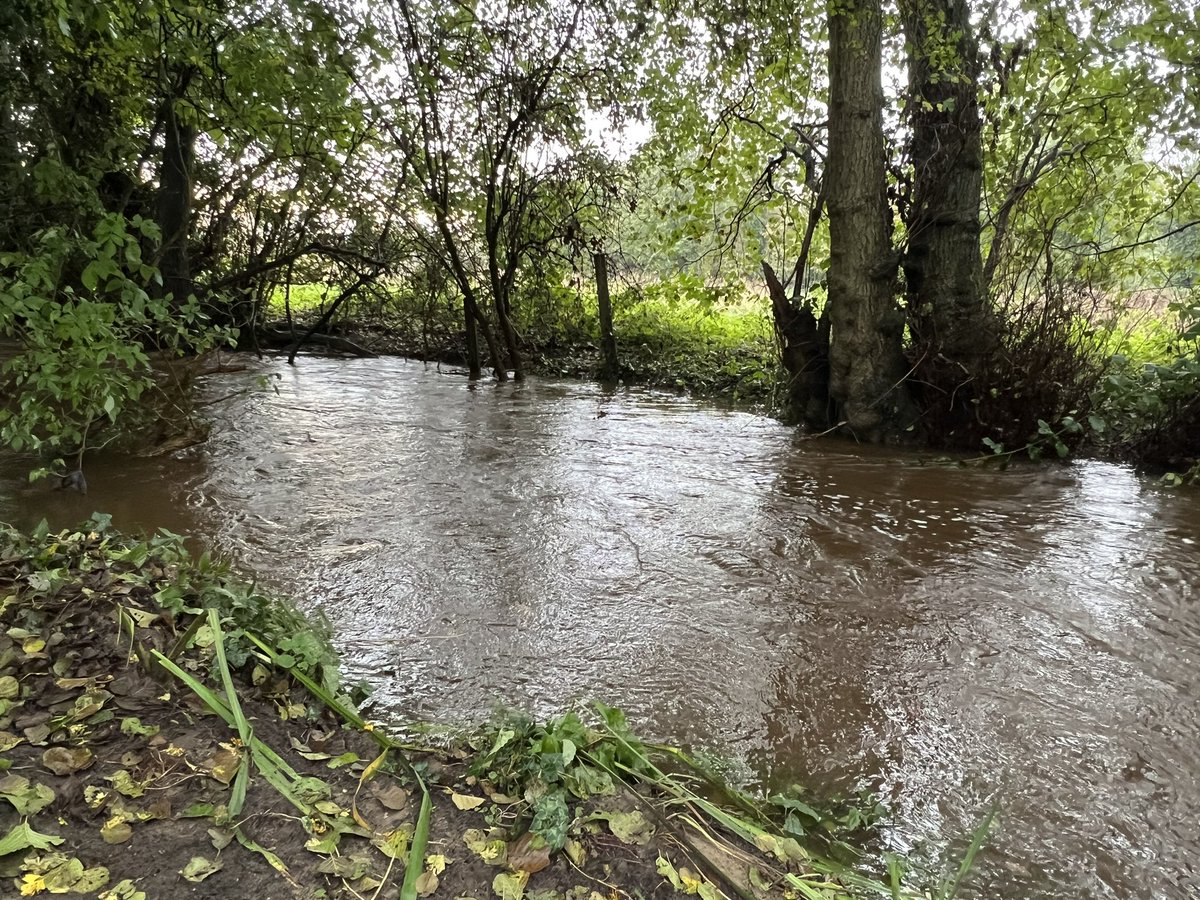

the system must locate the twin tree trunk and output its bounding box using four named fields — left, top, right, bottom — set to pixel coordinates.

left=901, top=0, right=996, bottom=439
left=773, top=0, right=990, bottom=444
left=825, top=0, right=921, bottom=442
